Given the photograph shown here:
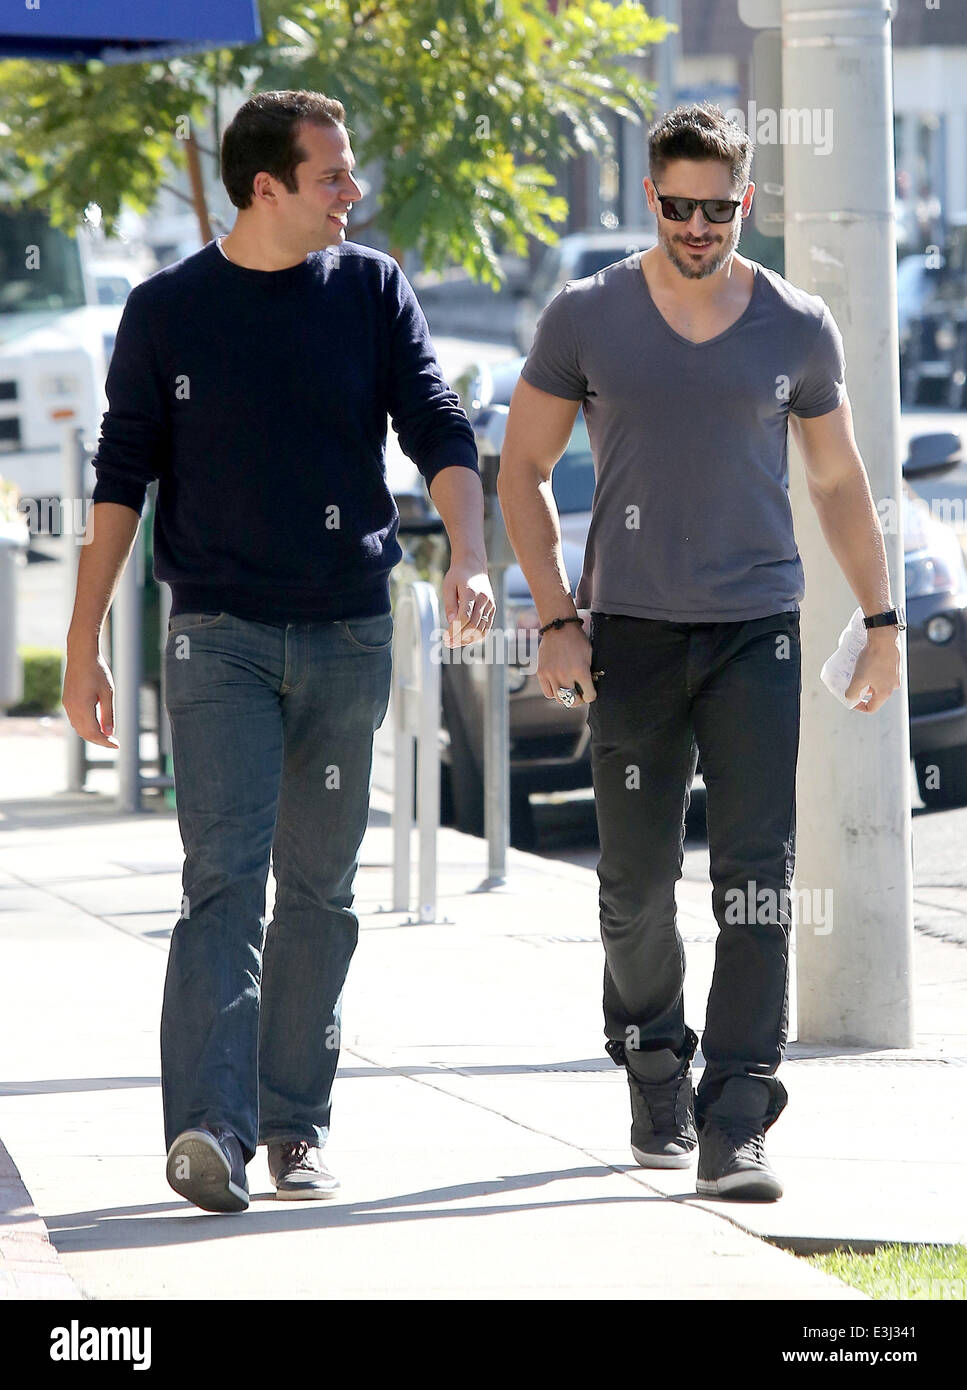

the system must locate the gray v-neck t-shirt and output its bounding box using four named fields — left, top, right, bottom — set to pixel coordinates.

left=519, top=253, right=847, bottom=622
